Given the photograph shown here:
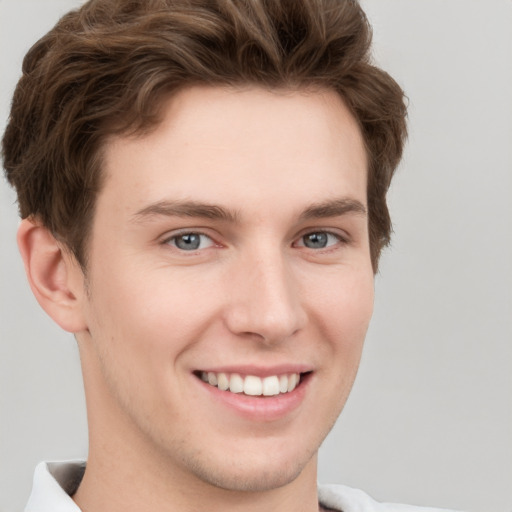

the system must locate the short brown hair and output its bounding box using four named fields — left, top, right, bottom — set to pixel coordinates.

left=2, top=0, right=407, bottom=271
